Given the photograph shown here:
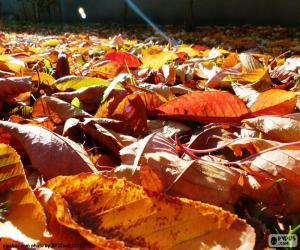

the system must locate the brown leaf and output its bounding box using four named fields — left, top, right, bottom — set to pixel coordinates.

left=237, top=142, right=300, bottom=187
left=0, top=77, right=32, bottom=100
left=239, top=53, right=264, bottom=72
left=89, top=61, right=122, bottom=79
left=0, top=121, right=97, bottom=180
left=242, top=114, right=300, bottom=142
left=36, top=188, right=99, bottom=250
left=232, top=79, right=271, bottom=107
left=141, top=152, right=242, bottom=210
left=63, top=118, right=124, bottom=157
left=55, top=53, right=70, bottom=79
left=147, top=119, right=190, bottom=137
left=52, top=85, right=127, bottom=113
